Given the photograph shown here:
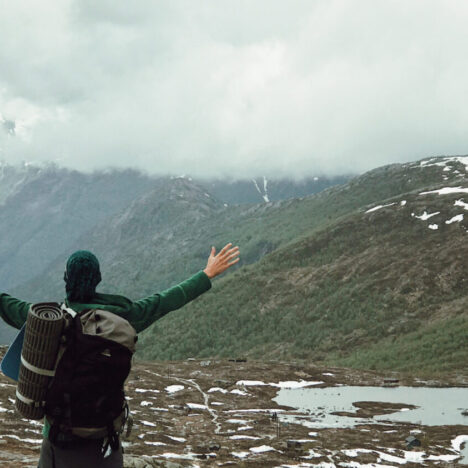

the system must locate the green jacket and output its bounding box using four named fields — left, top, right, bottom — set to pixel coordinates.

left=0, top=270, right=211, bottom=438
